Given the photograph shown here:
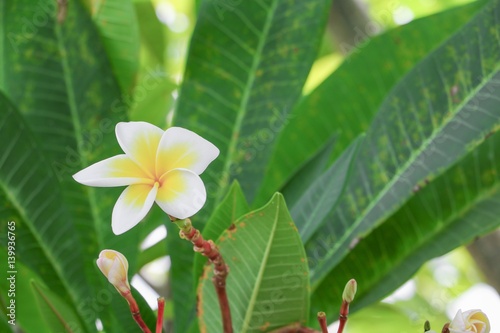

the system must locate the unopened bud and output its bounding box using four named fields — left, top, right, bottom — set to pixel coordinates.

left=342, top=279, right=357, bottom=303
left=96, top=249, right=131, bottom=294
